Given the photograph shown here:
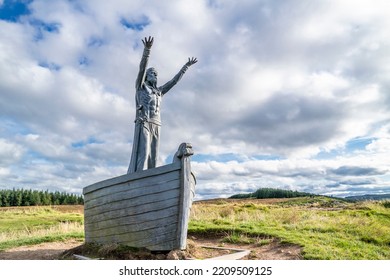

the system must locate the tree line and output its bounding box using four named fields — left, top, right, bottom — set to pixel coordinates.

left=229, top=187, right=314, bottom=199
left=0, top=188, right=84, bottom=207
